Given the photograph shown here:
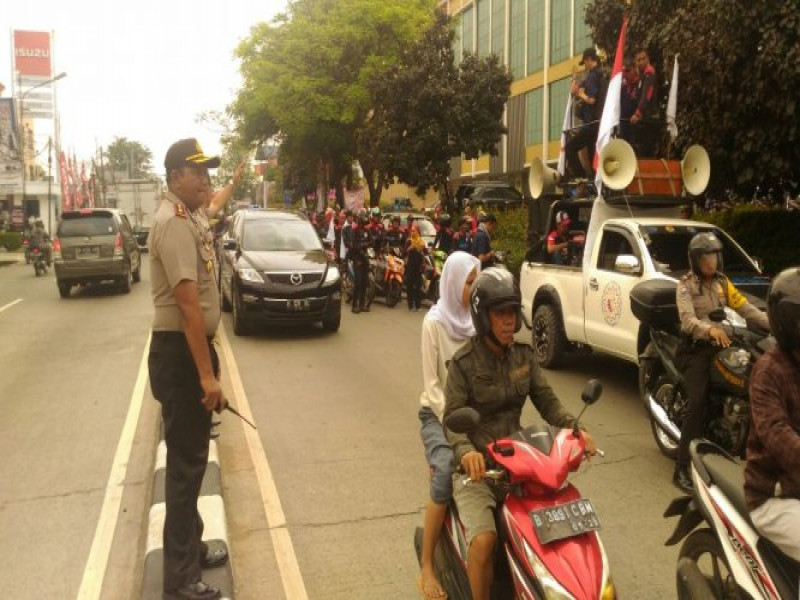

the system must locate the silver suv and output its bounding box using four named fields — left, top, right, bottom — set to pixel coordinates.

left=53, top=208, right=142, bottom=298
